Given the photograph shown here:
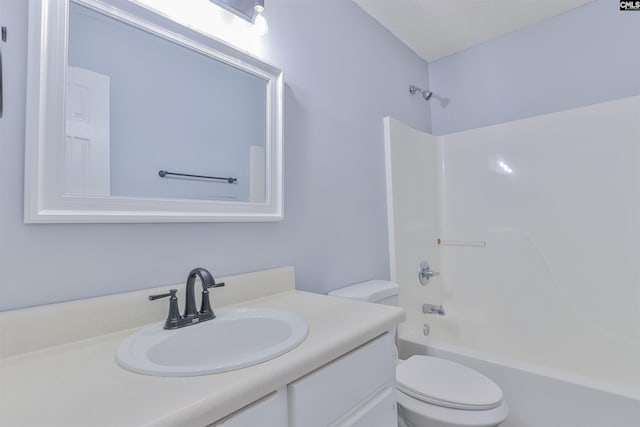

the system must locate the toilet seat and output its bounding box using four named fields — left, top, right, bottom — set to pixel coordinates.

left=396, top=356, right=503, bottom=410
left=396, top=388, right=509, bottom=427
